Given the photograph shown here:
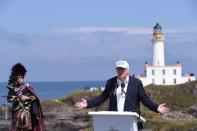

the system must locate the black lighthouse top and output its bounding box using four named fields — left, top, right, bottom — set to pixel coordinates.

left=153, top=23, right=162, bottom=34
left=153, top=23, right=162, bottom=29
